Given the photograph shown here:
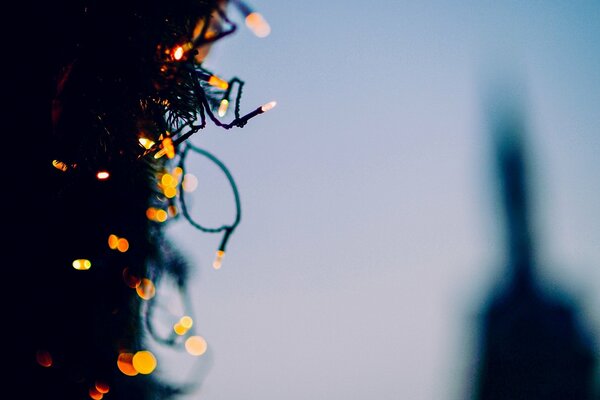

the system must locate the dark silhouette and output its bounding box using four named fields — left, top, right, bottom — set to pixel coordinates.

left=474, top=97, right=598, bottom=399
